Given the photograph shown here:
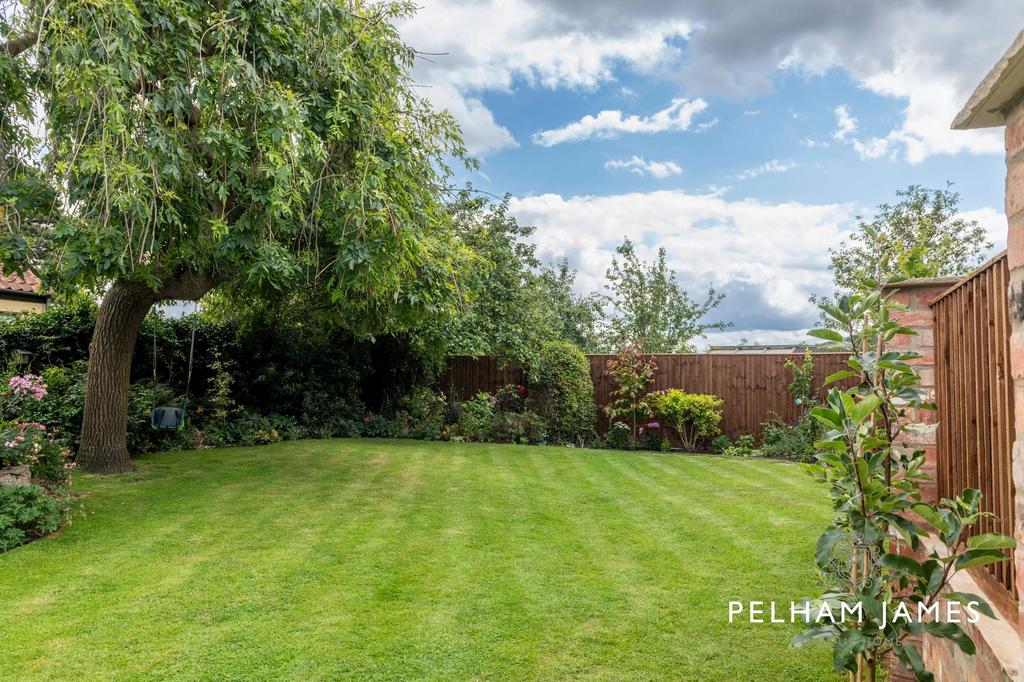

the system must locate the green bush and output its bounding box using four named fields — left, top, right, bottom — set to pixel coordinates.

left=760, top=415, right=820, bottom=462
left=398, top=388, right=446, bottom=440
left=604, top=422, right=630, bottom=449
left=527, top=341, right=596, bottom=445
left=459, top=393, right=494, bottom=442
left=0, top=484, right=64, bottom=552
left=490, top=410, right=546, bottom=445
left=649, top=390, right=723, bottom=451
left=362, top=414, right=399, bottom=438
left=710, top=434, right=731, bottom=454
left=639, top=421, right=663, bottom=451
left=721, top=434, right=760, bottom=458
